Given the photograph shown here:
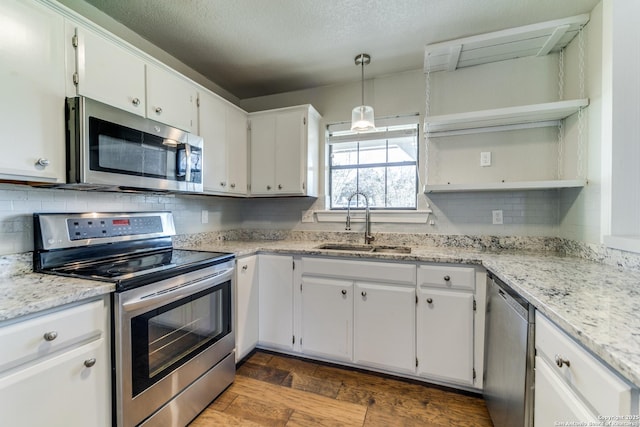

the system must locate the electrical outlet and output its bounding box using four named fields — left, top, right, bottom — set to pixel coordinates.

left=480, top=152, right=492, bottom=167
left=201, top=210, right=209, bottom=224
left=301, top=210, right=315, bottom=223
left=492, top=210, right=503, bottom=225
